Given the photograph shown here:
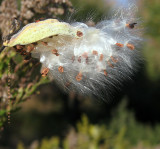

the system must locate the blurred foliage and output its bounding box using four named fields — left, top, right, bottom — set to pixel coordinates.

left=70, top=0, right=108, bottom=22
left=16, top=100, right=160, bottom=149
left=0, top=48, right=49, bottom=130
left=141, top=0, right=160, bottom=81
